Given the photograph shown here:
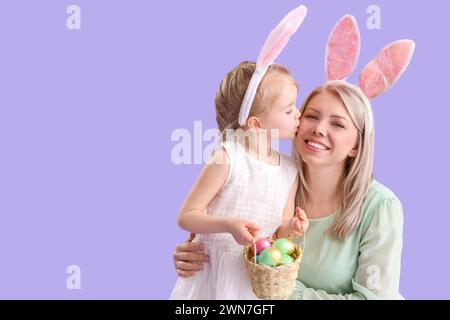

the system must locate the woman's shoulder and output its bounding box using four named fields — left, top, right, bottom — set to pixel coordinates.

left=365, top=180, right=400, bottom=203
left=360, top=180, right=403, bottom=231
